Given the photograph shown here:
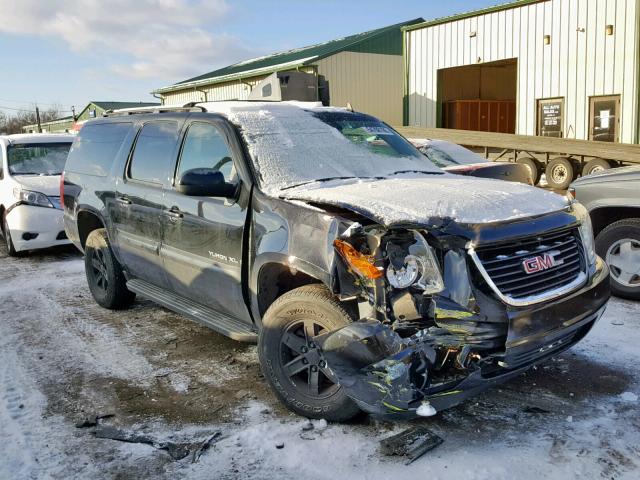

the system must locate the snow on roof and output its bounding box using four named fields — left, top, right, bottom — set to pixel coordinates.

left=0, top=133, right=75, bottom=145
